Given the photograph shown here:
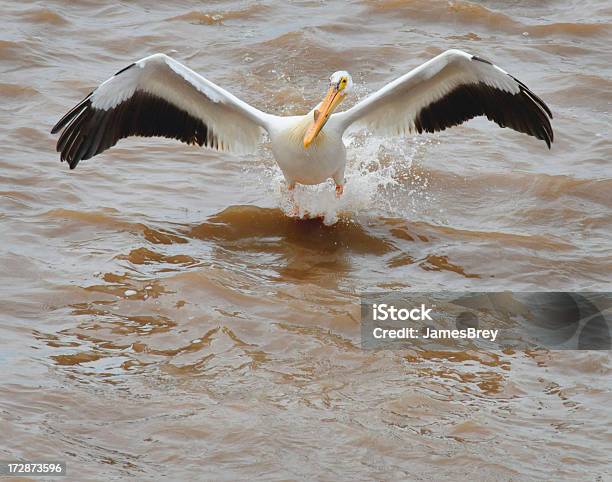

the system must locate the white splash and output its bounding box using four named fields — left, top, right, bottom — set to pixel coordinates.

left=246, top=133, right=435, bottom=225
